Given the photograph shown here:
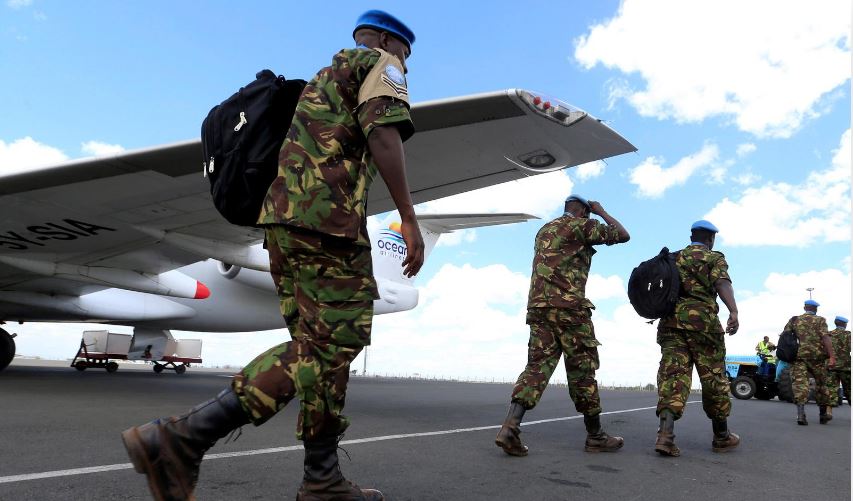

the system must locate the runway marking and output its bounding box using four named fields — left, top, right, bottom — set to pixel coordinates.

left=0, top=401, right=699, bottom=485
